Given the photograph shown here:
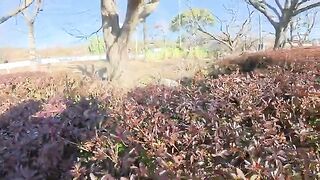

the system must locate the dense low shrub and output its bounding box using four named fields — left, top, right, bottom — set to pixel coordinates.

left=111, top=62, right=320, bottom=179
left=0, top=60, right=319, bottom=179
